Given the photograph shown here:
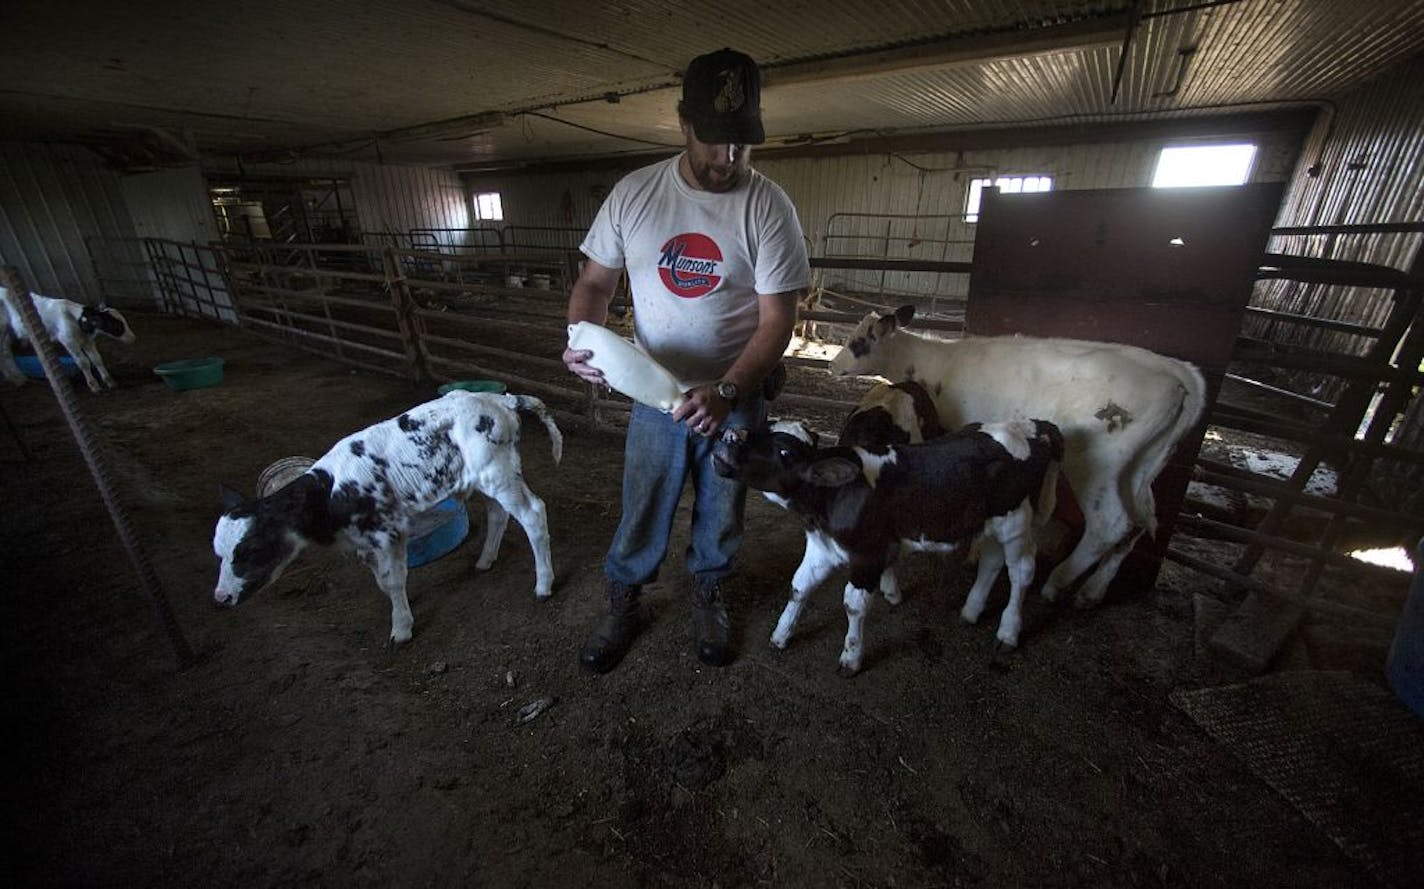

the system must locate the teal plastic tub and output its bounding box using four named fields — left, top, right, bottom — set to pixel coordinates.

left=155, top=357, right=224, bottom=391
left=437, top=379, right=506, bottom=396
